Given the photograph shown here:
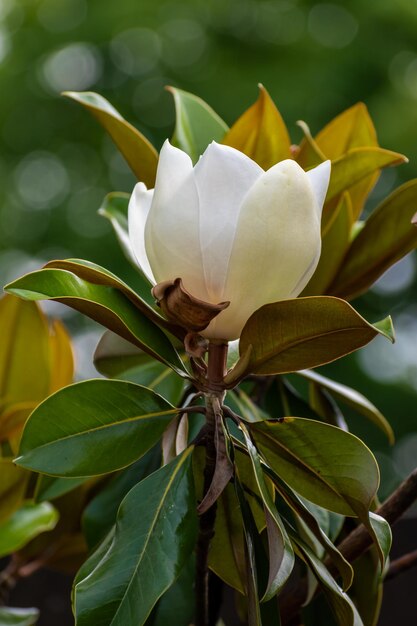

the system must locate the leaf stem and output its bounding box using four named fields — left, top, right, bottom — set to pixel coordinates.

left=195, top=341, right=228, bottom=626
